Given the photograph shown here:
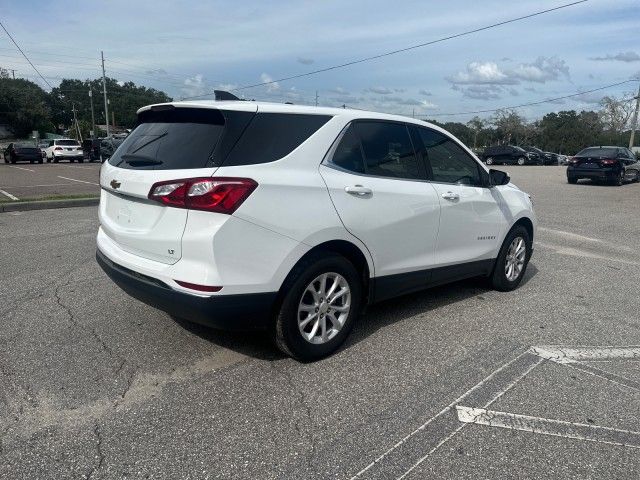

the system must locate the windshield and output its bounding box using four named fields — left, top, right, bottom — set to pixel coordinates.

left=575, top=147, right=618, bottom=158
